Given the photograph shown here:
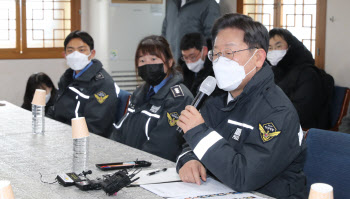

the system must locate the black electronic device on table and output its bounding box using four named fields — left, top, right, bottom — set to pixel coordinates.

left=96, top=160, right=151, bottom=171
